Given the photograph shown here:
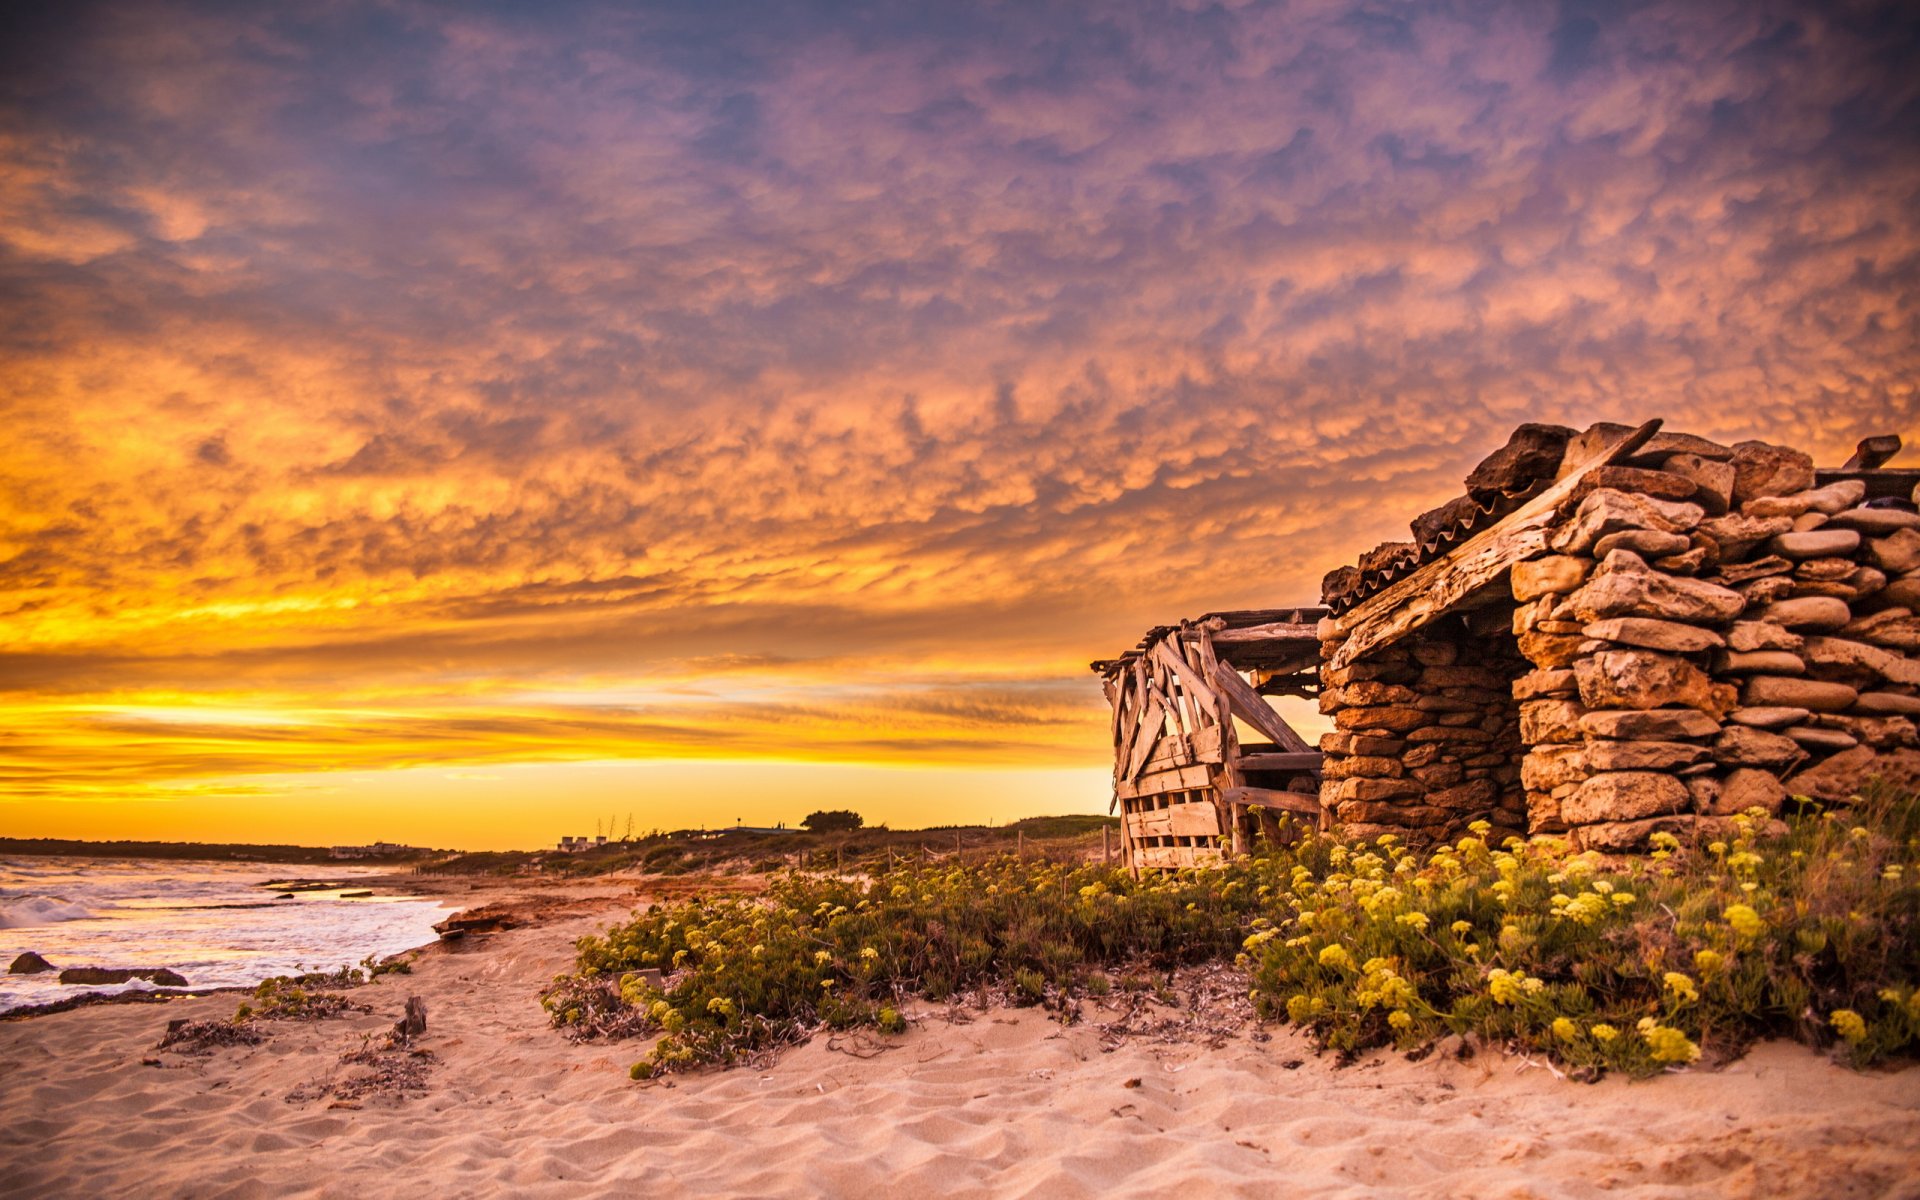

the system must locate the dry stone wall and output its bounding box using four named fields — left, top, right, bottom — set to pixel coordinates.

left=1320, top=609, right=1530, bottom=843
left=1319, top=425, right=1920, bottom=850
